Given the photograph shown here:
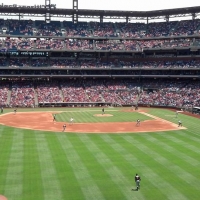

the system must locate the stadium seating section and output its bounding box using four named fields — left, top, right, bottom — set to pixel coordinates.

left=0, top=18, right=200, bottom=109
left=0, top=79, right=200, bottom=108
